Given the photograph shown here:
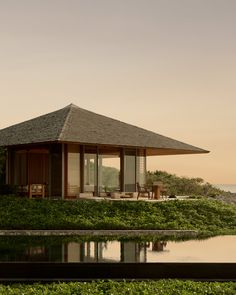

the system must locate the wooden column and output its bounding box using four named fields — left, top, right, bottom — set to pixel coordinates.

left=48, top=145, right=52, bottom=198
left=120, top=148, right=125, bottom=192
left=95, top=146, right=99, bottom=197
left=61, top=144, right=65, bottom=199
left=80, top=145, right=84, bottom=193
left=5, top=148, right=9, bottom=185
